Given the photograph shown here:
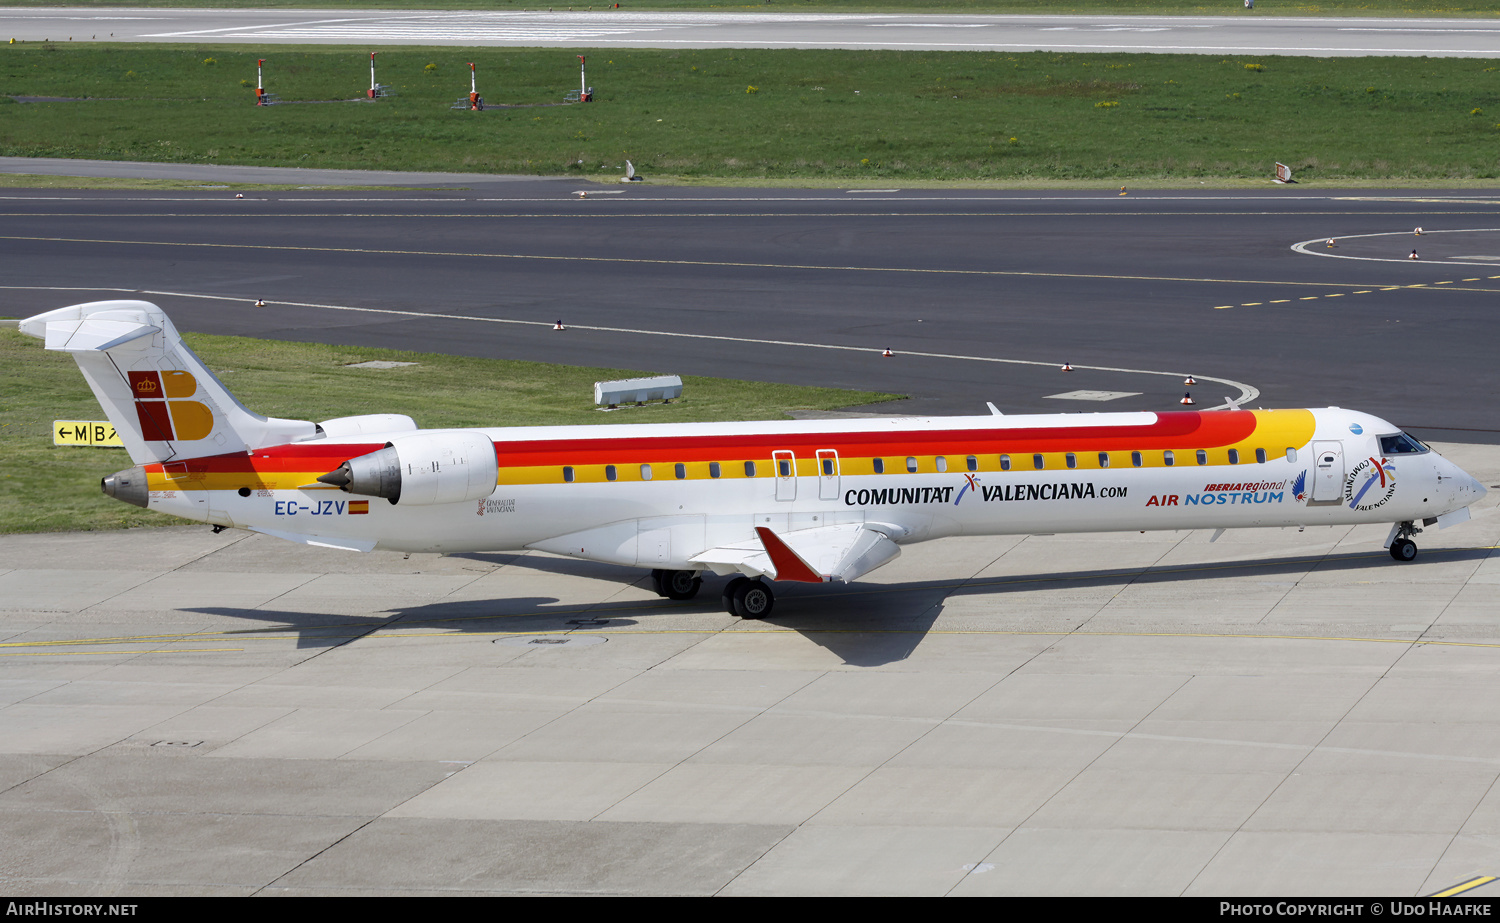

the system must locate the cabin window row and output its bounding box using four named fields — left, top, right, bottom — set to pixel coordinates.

left=878, top=448, right=1294, bottom=471
left=562, top=461, right=757, bottom=483
left=558, top=448, right=1297, bottom=482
